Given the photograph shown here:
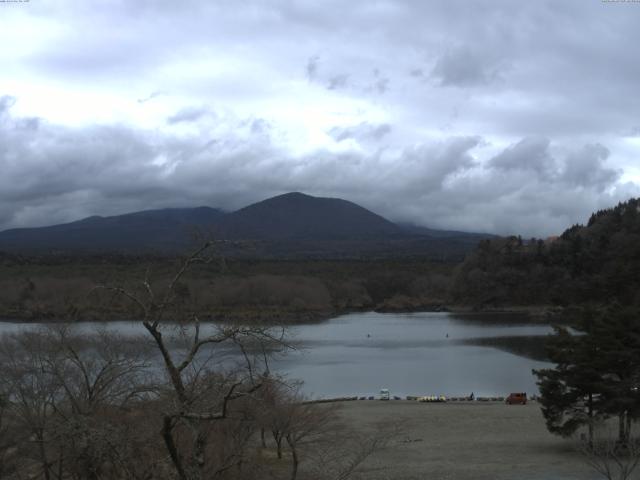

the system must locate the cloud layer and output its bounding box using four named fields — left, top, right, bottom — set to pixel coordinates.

left=1, top=1, right=639, bottom=237
left=0, top=96, right=634, bottom=237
